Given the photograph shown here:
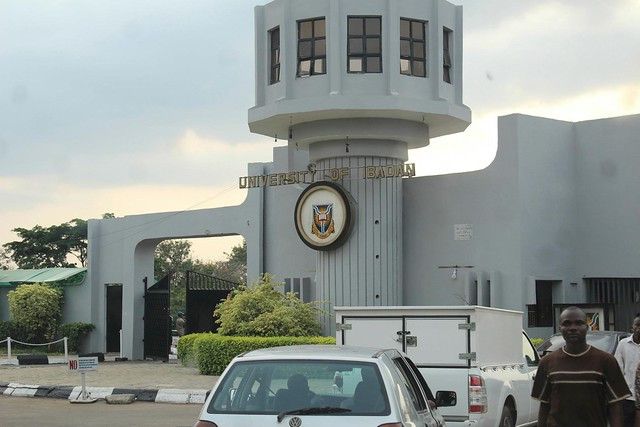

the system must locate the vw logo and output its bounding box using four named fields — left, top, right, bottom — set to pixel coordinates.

left=289, top=416, right=302, bottom=427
